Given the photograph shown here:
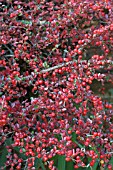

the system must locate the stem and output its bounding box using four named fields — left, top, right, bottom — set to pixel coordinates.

left=3, top=44, right=13, bottom=54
